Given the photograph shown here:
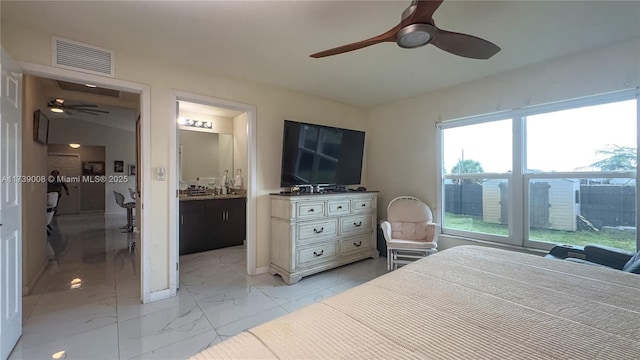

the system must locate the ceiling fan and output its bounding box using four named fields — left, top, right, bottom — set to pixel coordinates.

left=310, top=0, right=500, bottom=59
left=47, top=98, right=109, bottom=116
